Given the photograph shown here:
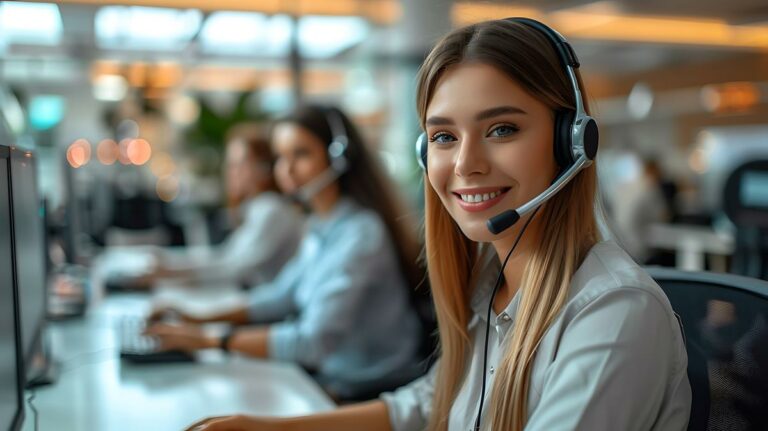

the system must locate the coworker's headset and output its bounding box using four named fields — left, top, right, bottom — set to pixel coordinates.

left=415, top=17, right=599, bottom=236
left=292, top=107, right=350, bottom=203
